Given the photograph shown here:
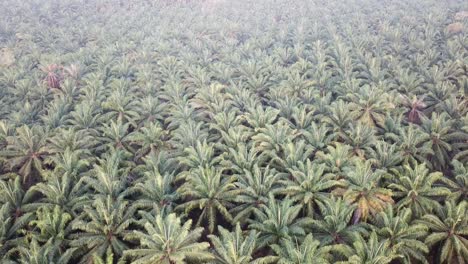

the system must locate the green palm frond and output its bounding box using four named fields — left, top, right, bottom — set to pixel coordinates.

left=231, top=164, right=281, bottom=224
left=371, top=206, right=429, bottom=264
left=248, top=194, right=310, bottom=248
left=336, top=232, right=401, bottom=264
left=417, top=200, right=467, bottom=264
left=270, top=234, right=333, bottom=264
left=70, top=196, right=134, bottom=263
left=0, top=125, right=51, bottom=185
left=177, top=165, right=239, bottom=233
left=281, top=160, right=340, bottom=216
left=389, top=162, right=450, bottom=217
left=439, top=160, right=468, bottom=203
left=343, top=160, right=393, bottom=222
left=208, top=224, right=259, bottom=264
left=311, top=196, right=366, bottom=246
left=124, top=213, right=213, bottom=264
